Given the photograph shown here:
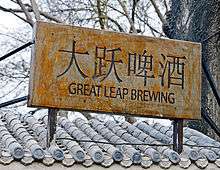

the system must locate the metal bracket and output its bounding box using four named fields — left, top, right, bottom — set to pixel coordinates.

left=173, top=119, right=183, bottom=154
left=47, top=108, right=58, bottom=148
